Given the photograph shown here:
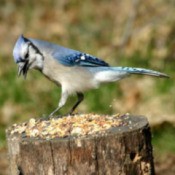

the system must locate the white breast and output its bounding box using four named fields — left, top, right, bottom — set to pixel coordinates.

left=42, top=56, right=99, bottom=94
